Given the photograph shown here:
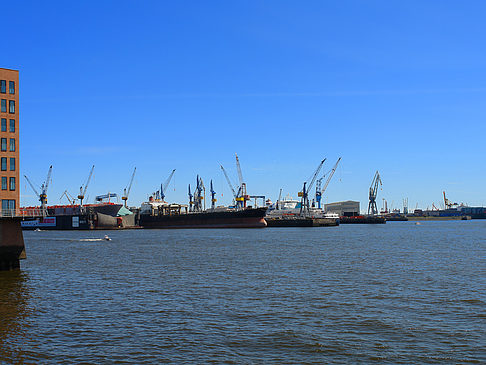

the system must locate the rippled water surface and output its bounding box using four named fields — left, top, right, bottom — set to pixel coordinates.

left=1, top=221, right=485, bottom=363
